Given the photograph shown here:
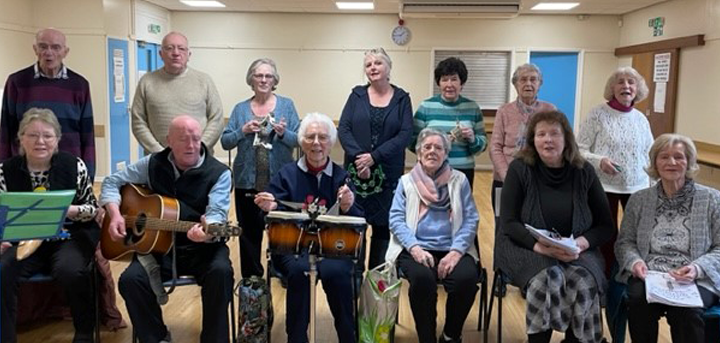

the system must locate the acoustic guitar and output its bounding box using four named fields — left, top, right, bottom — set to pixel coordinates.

left=100, top=184, right=242, bottom=260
